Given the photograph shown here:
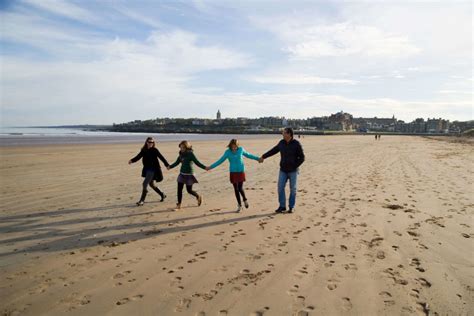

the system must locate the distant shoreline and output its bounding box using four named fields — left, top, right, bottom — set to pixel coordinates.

left=1, top=132, right=468, bottom=148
